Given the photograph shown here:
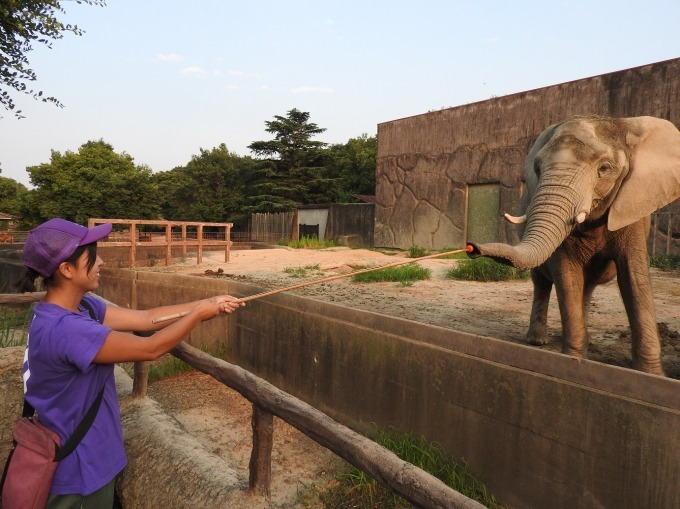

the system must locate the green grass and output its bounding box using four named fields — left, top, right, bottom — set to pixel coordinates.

left=446, top=257, right=531, bottom=282
left=351, top=264, right=431, bottom=284
left=650, top=254, right=680, bottom=271
left=278, top=235, right=338, bottom=249
left=319, top=428, right=504, bottom=508
left=0, top=304, right=33, bottom=348
left=407, top=245, right=429, bottom=258
left=146, top=342, right=230, bottom=382
left=283, top=264, right=322, bottom=278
